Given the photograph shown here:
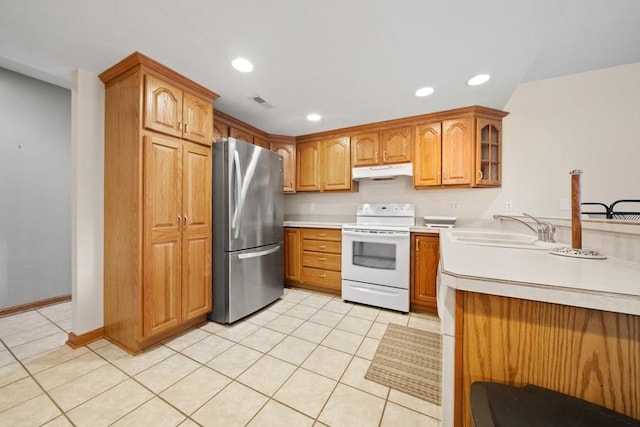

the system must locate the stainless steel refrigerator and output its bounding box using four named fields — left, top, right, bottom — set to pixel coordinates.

left=209, top=138, right=284, bottom=323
